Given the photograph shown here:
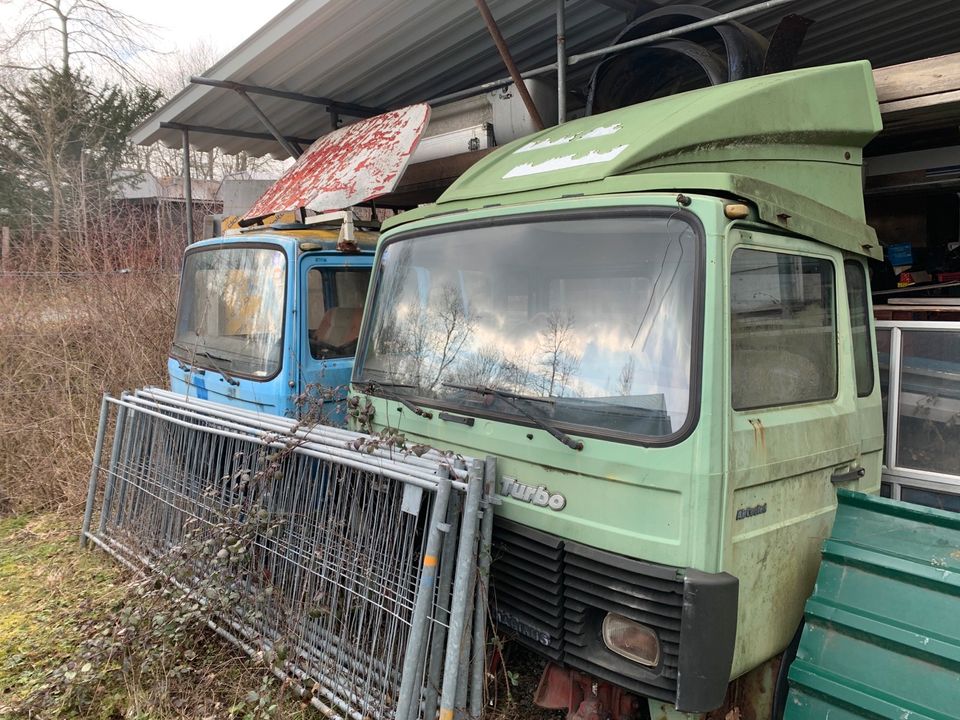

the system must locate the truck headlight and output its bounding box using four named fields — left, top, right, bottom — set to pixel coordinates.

left=601, top=613, right=660, bottom=667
